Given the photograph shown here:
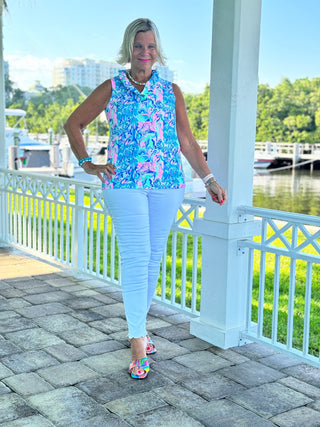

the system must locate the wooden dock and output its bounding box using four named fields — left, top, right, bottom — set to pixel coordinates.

left=255, top=141, right=320, bottom=162
left=198, top=140, right=320, bottom=169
